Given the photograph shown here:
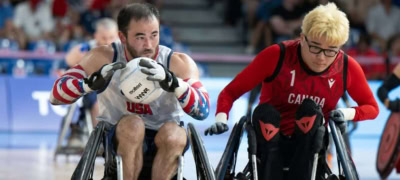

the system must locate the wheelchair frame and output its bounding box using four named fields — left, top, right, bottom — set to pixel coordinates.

left=70, top=121, right=185, bottom=180
left=212, top=116, right=359, bottom=180
left=187, top=123, right=216, bottom=180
